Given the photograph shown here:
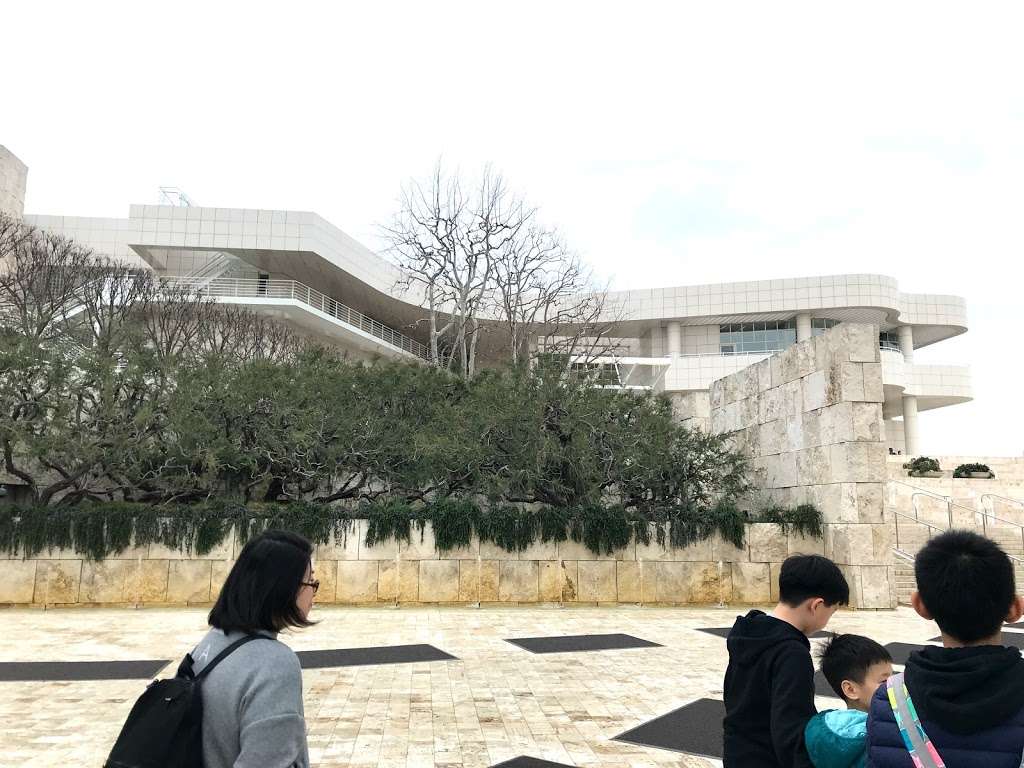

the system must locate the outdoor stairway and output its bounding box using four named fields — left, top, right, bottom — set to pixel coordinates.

left=889, top=482, right=1024, bottom=605
left=894, top=565, right=916, bottom=606
left=894, top=561, right=1024, bottom=606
